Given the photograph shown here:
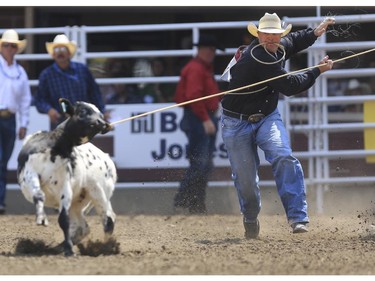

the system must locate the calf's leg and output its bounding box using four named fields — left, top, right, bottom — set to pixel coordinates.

left=58, top=207, right=73, bottom=256
left=69, top=202, right=91, bottom=245
left=21, top=171, right=49, bottom=226
left=33, top=191, right=49, bottom=226
left=89, top=186, right=116, bottom=238
left=58, top=182, right=74, bottom=256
